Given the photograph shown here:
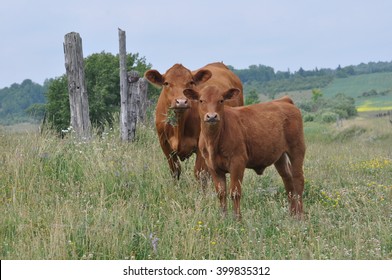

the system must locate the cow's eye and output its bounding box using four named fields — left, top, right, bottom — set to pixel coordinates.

left=199, top=100, right=204, bottom=104
left=163, top=82, right=169, bottom=87
left=219, top=99, right=224, bottom=104
left=189, top=81, right=196, bottom=86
